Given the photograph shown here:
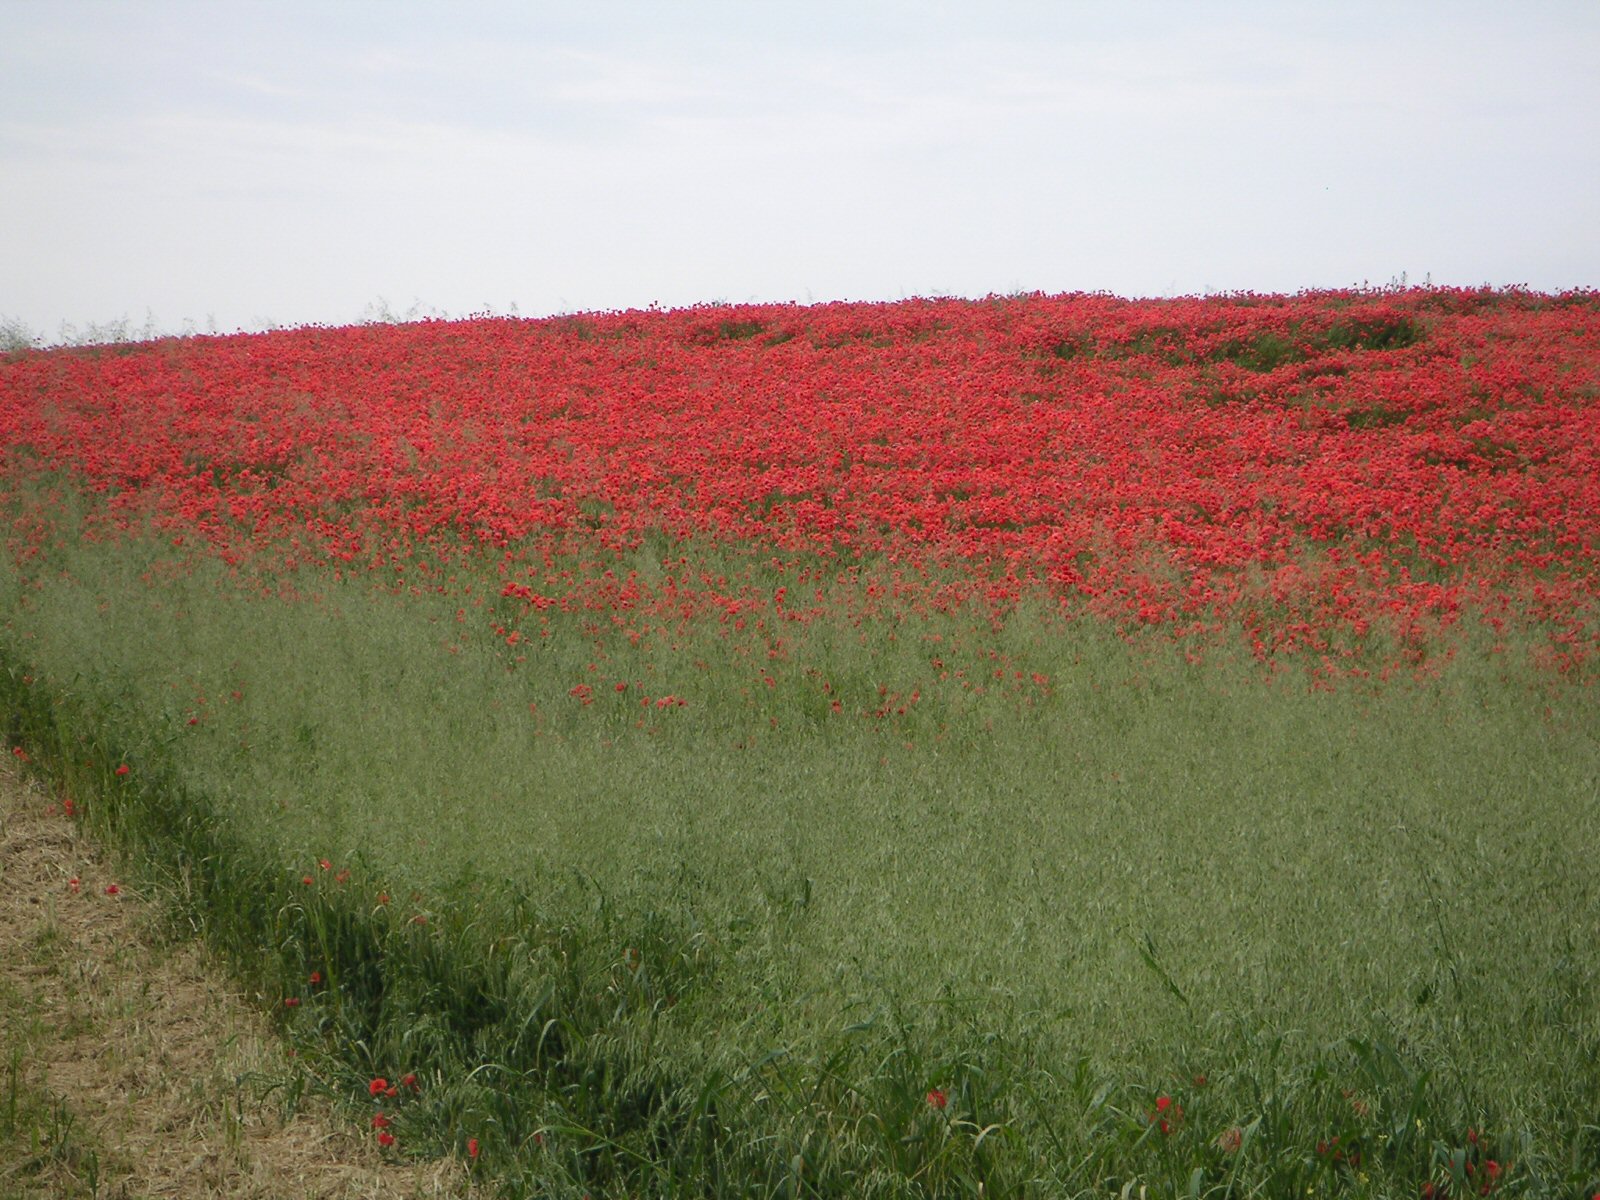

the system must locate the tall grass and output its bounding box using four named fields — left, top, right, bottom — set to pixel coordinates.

left=3, top=530, right=1598, bottom=1196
